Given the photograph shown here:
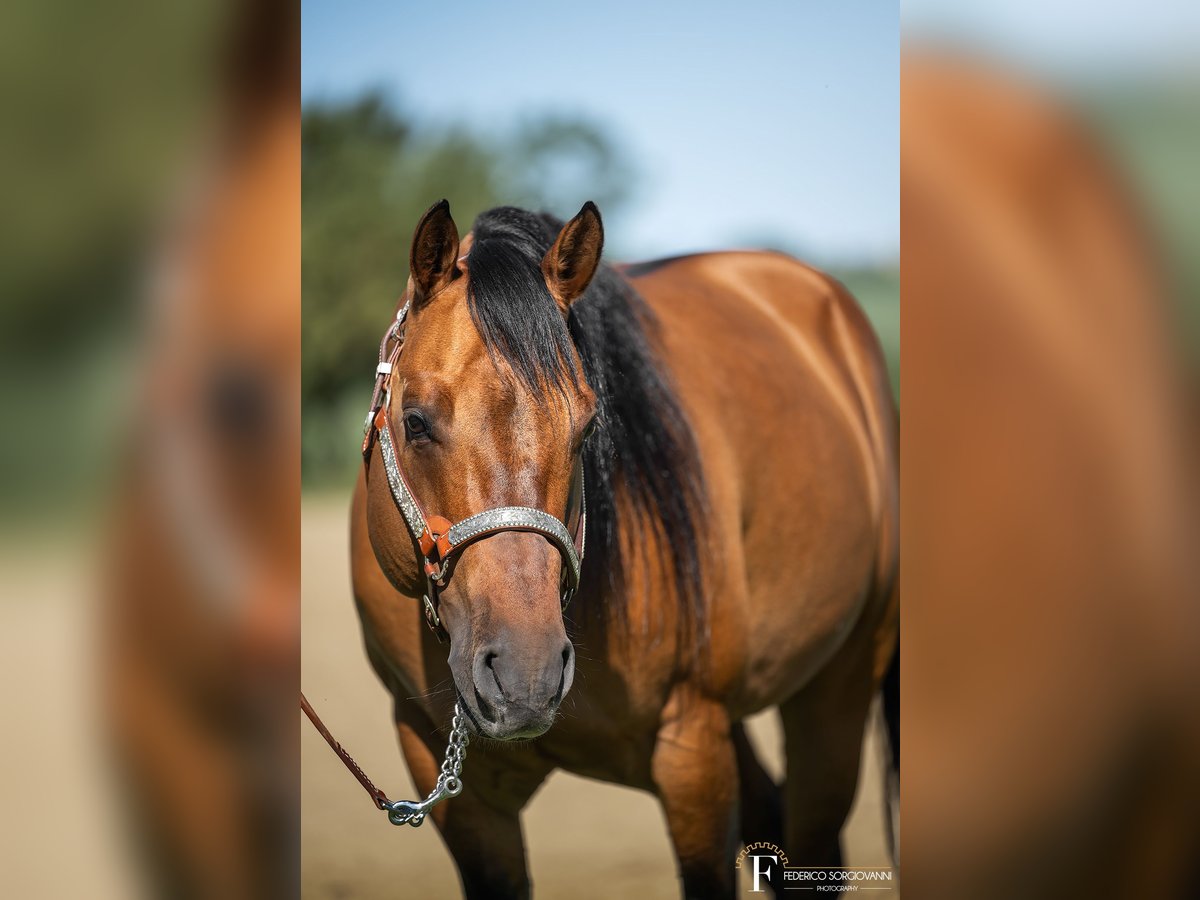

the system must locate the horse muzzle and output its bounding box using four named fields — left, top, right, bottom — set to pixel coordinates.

left=462, top=636, right=575, bottom=740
